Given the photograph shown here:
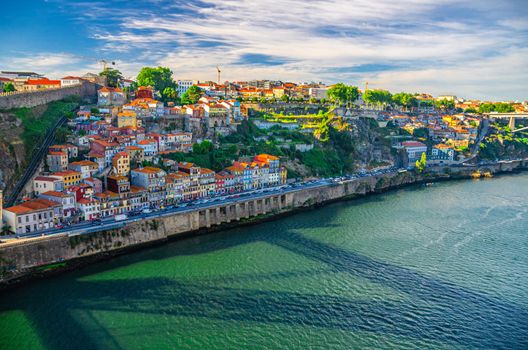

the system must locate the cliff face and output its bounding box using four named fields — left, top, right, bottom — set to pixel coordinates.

left=0, top=104, right=48, bottom=193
